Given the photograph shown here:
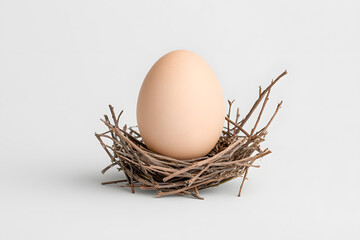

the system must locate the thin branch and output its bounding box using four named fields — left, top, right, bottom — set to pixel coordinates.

left=251, top=88, right=271, bottom=136
left=238, top=168, right=249, bottom=197
left=240, top=70, right=287, bottom=128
